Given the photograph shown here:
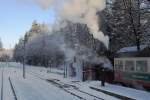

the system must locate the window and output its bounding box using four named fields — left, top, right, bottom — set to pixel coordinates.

left=115, top=60, right=123, bottom=70
left=125, top=60, right=135, bottom=71
left=136, top=60, right=148, bottom=72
